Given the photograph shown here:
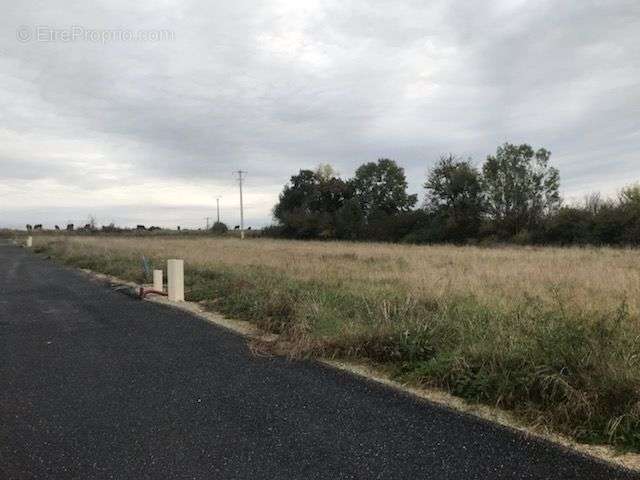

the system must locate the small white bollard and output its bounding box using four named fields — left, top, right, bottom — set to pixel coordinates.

left=26, top=236, right=33, bottom=248
left=167, top=259, right=184, bottom=302
left=153, top=269, right=163, bottom=292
